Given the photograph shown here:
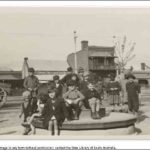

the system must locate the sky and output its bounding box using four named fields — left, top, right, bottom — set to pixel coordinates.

left=0, top=7, right=149, bottom=70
